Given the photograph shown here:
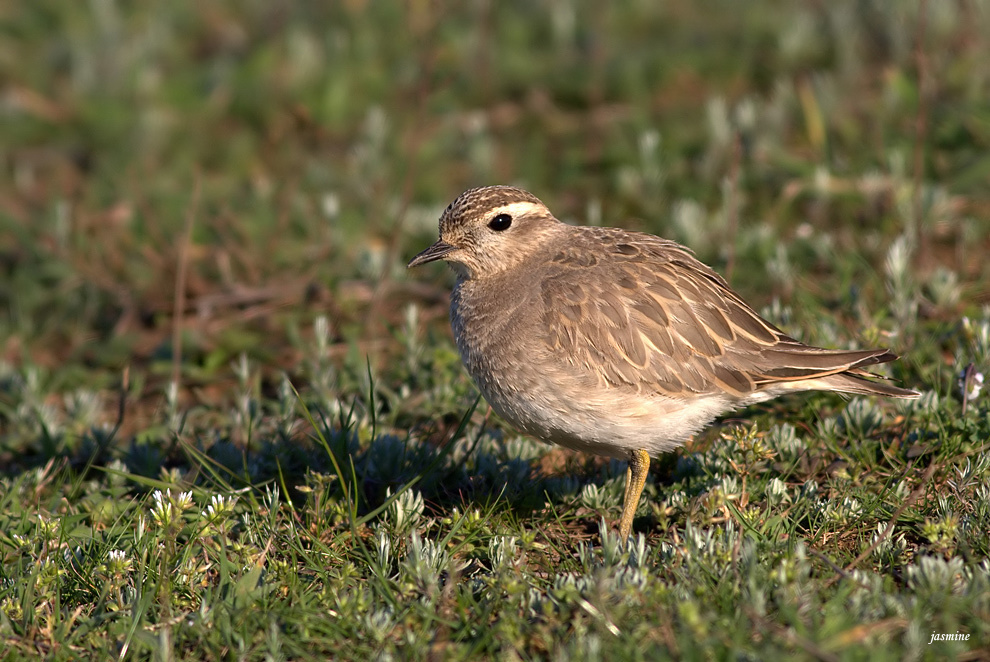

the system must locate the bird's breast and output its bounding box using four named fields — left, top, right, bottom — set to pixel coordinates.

left=450, top=279, right=538, bottom=390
